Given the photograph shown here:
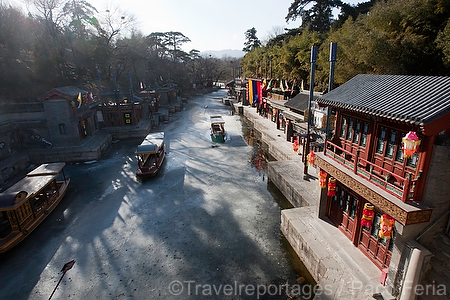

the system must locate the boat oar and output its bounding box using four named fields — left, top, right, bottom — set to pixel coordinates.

left=48, top=260, right=76, bottom=300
